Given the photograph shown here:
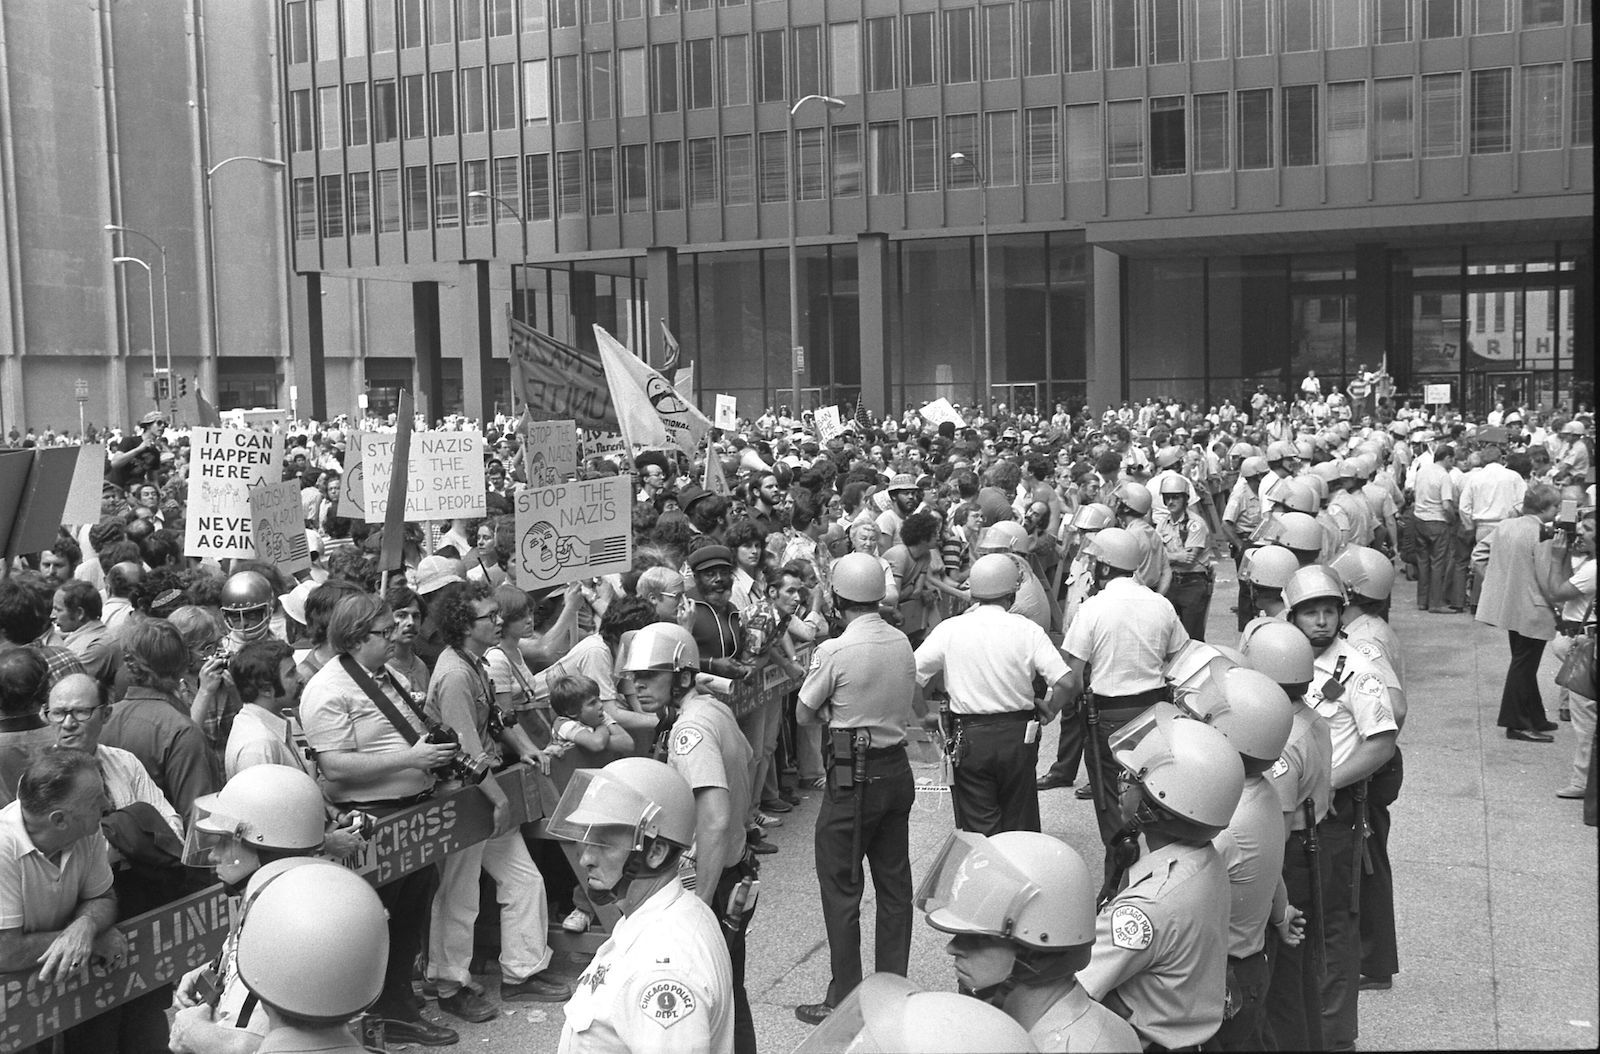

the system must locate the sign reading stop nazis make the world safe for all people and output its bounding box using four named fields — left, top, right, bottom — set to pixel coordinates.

left=359, top=431, right=487, bottom=522
left=513, top=475, right=632, bottom=589
left=183, top=428, right=285, bottom=559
